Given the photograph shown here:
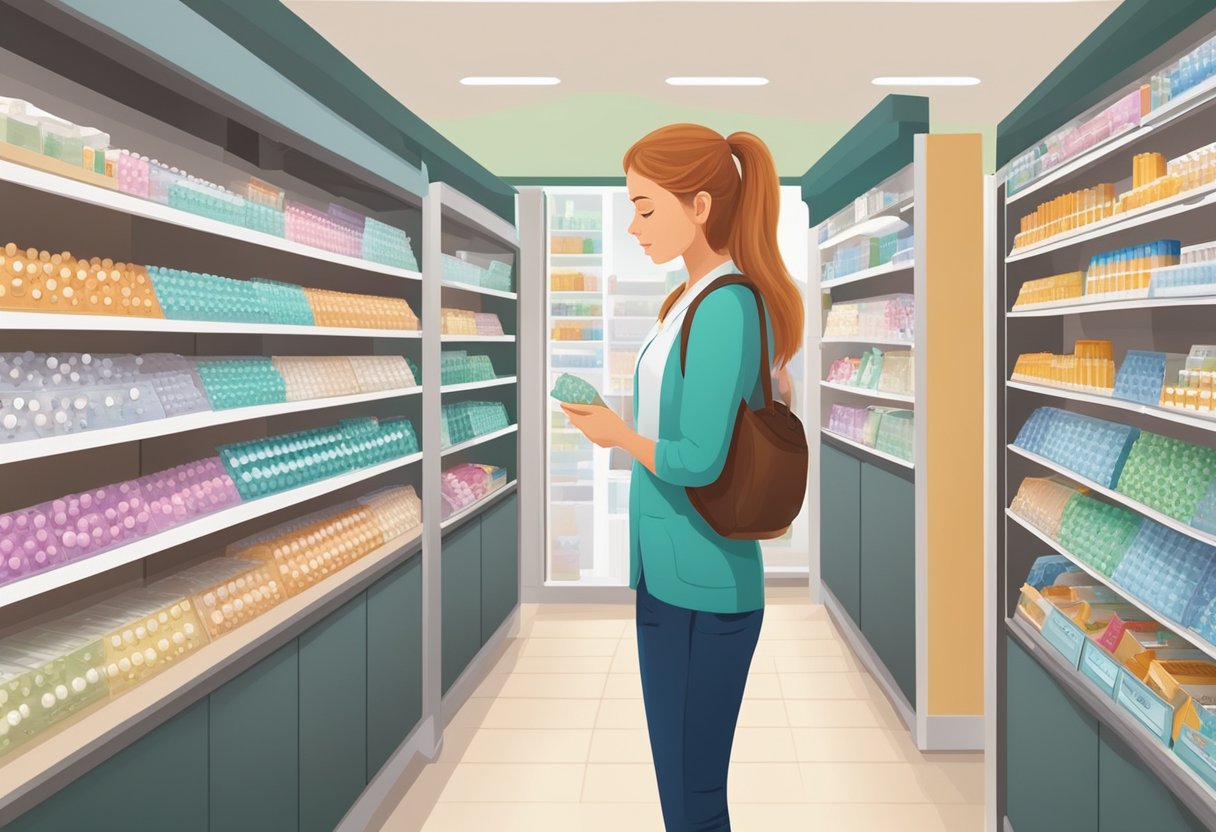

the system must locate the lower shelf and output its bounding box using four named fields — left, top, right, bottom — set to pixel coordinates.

left=0, top=528, right=424, bottom=817
left=1006, top=615, right=1216, bottom=827
left=441, top=480, right=519, bottom=531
